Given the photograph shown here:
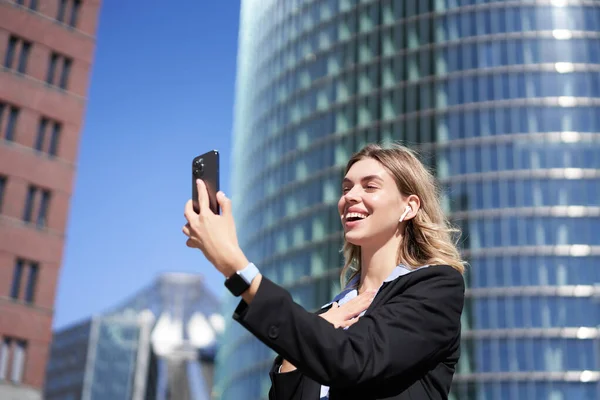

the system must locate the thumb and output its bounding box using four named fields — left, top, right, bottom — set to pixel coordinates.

left=217, top=191, right=232, bottom=215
